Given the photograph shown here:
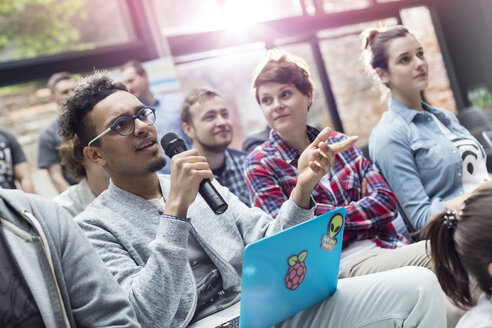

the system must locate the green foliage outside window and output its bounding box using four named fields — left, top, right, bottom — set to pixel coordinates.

left=0, top=0, right=93, bottom=60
